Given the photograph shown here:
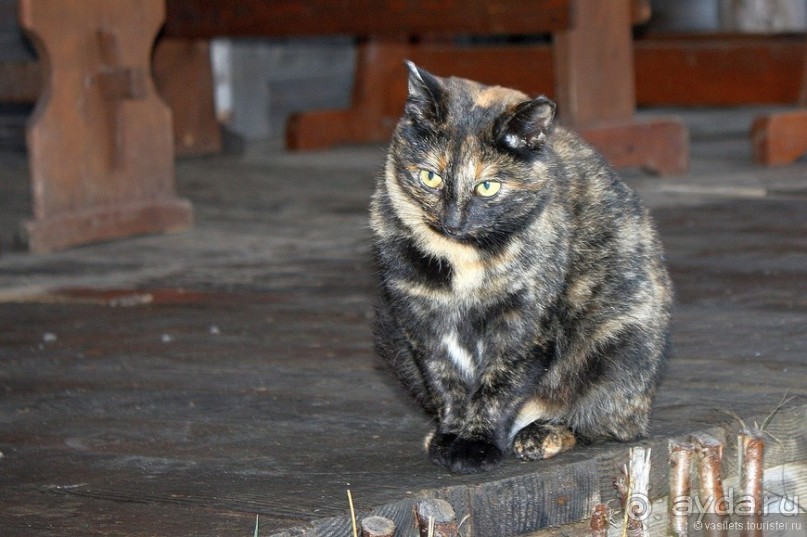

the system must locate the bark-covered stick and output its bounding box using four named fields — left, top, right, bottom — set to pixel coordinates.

left=624, top=447, right=651, bottom=537
left=690, top=433, right=726, bottom=515
left=739, top=428, right=765, bottom=516
left=668, top=439, right=695, bottom=537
